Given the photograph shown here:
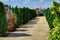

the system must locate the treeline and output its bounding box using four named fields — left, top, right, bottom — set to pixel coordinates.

left=0, top=2, right=38, bottom=36
left=12, top=6, right=37, bottom=27
left=45, top=1, right=60, bottom=40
